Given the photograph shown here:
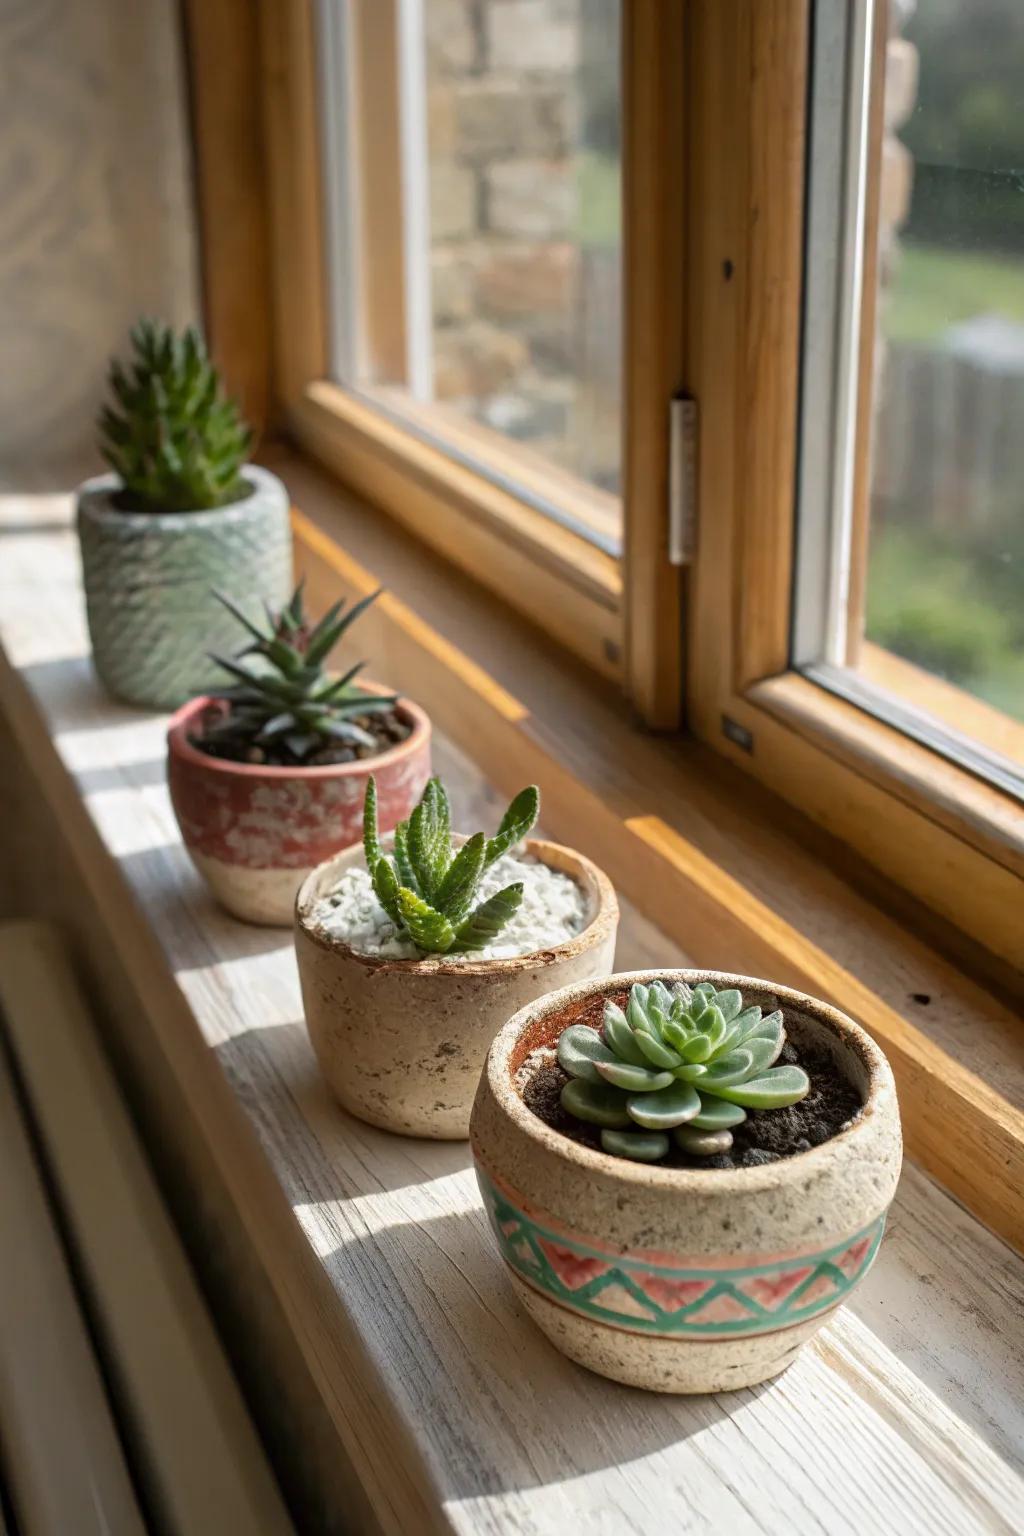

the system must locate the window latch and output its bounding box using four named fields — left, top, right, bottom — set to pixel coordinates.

left=668, top=393, right=699, bottom=566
